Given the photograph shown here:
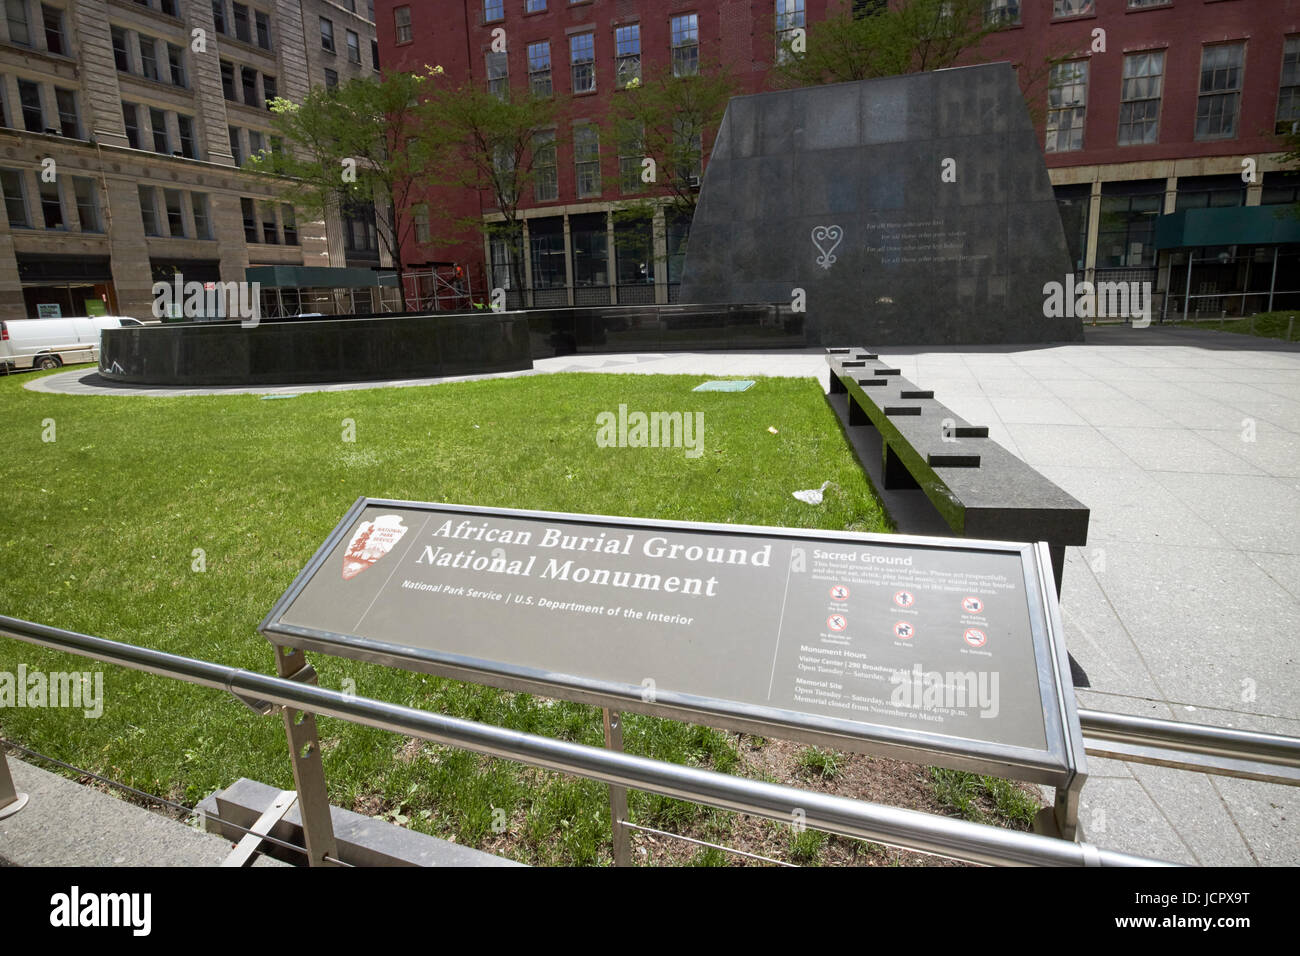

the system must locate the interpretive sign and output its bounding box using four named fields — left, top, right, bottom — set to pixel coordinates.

left=262, top=499, right=1086, bottom=789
